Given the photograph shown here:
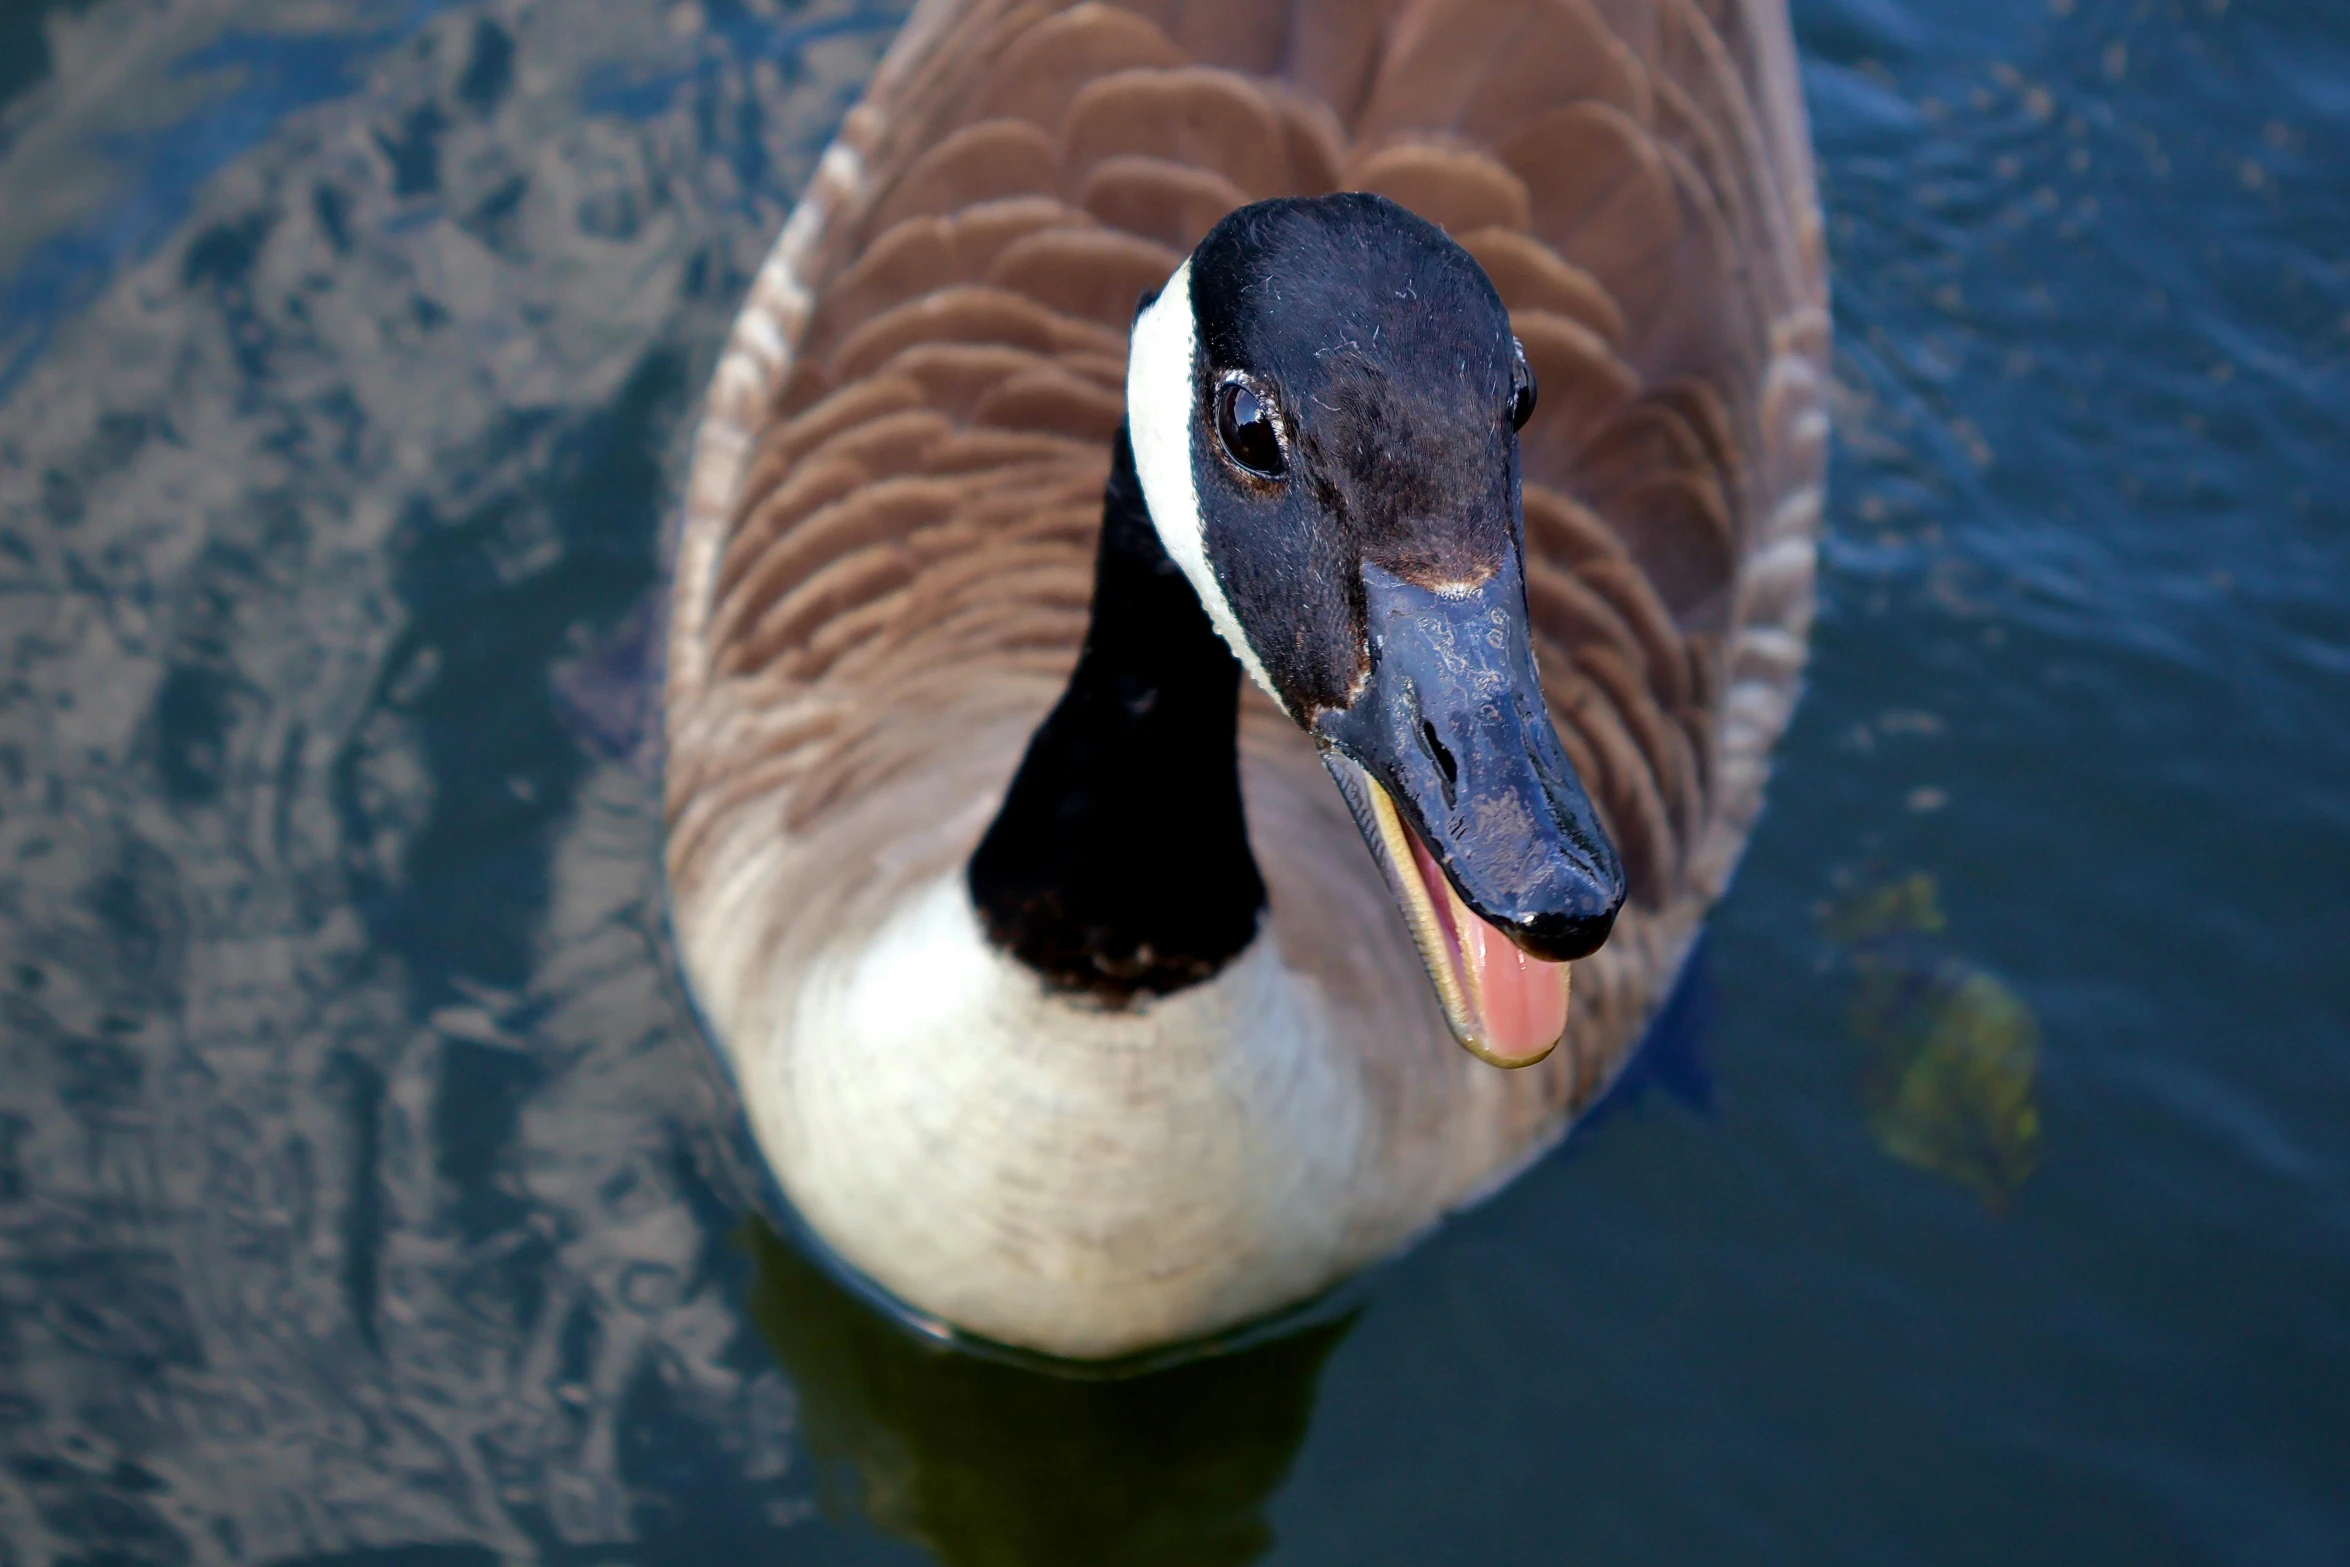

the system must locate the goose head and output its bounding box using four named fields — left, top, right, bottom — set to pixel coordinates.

left=1126, top=193, right=1627, bottom=1069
